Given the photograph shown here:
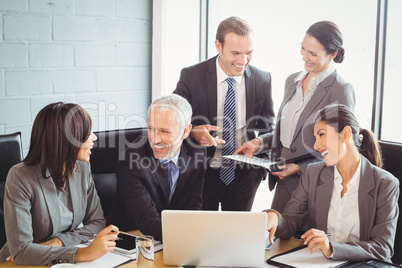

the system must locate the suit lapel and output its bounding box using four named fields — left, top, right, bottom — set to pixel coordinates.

left=271, top=79, right=298, bottom=158
left=38, top=175, right=60, bottom=236
left=207, top=56, right=218, bottom=125
left=291, top=72, right=336, bottom=143
left=280, top=80, right=298, bottom=115
left=315, top=166, right=334, bottom=230
left=145, top=142, right=170, bottom=203
left=69, top=168, right=83, bottom=228
left=169, top=142, right=190, bottom=205
left=244, top=66, right=254, bottom=123
left=358, top=157, right=375, bottom=240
